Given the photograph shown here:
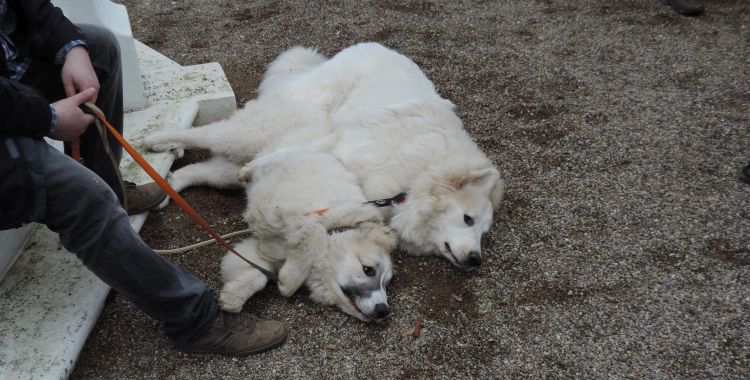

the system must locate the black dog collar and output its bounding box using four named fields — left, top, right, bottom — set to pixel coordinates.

left=365, top=192, right=407, bottom=208
left=327, top=224, right=360, bottom=235
left=323, top=193, right=407, bottom=235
